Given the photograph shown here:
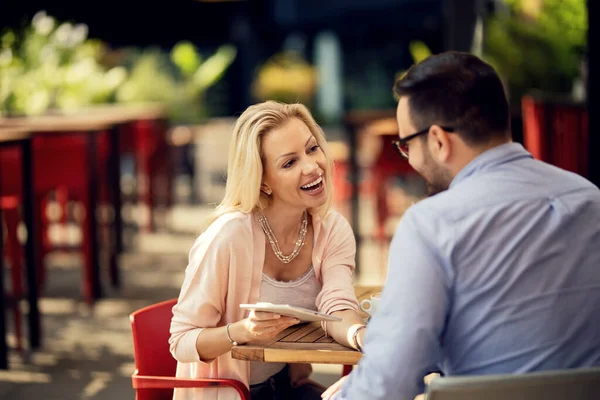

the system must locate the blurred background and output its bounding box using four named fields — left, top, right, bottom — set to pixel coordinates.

left=0, top=0, right=596, bottom=398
